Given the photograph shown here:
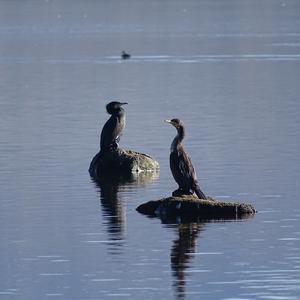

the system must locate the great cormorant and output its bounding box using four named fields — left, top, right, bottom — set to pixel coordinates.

left=100, top=101, right=128, bottom=152
left=121, top=51, right=131, bottom=59
left=165, top=118, right=207, bottom=200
